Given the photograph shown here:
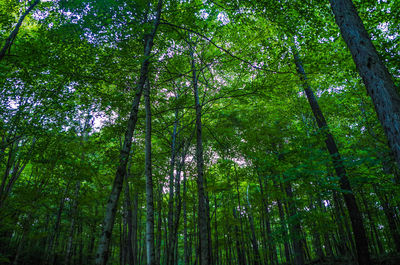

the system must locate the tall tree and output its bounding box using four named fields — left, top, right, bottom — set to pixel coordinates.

left=190, top=40, right=211, bottom=265
left=95, top=1, right=163, bottom=264
left=329, top=0, right=400, bottom=174
left=144, top=78, right=156, bottom=265
left=292, top=46, right=371, bottom=264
